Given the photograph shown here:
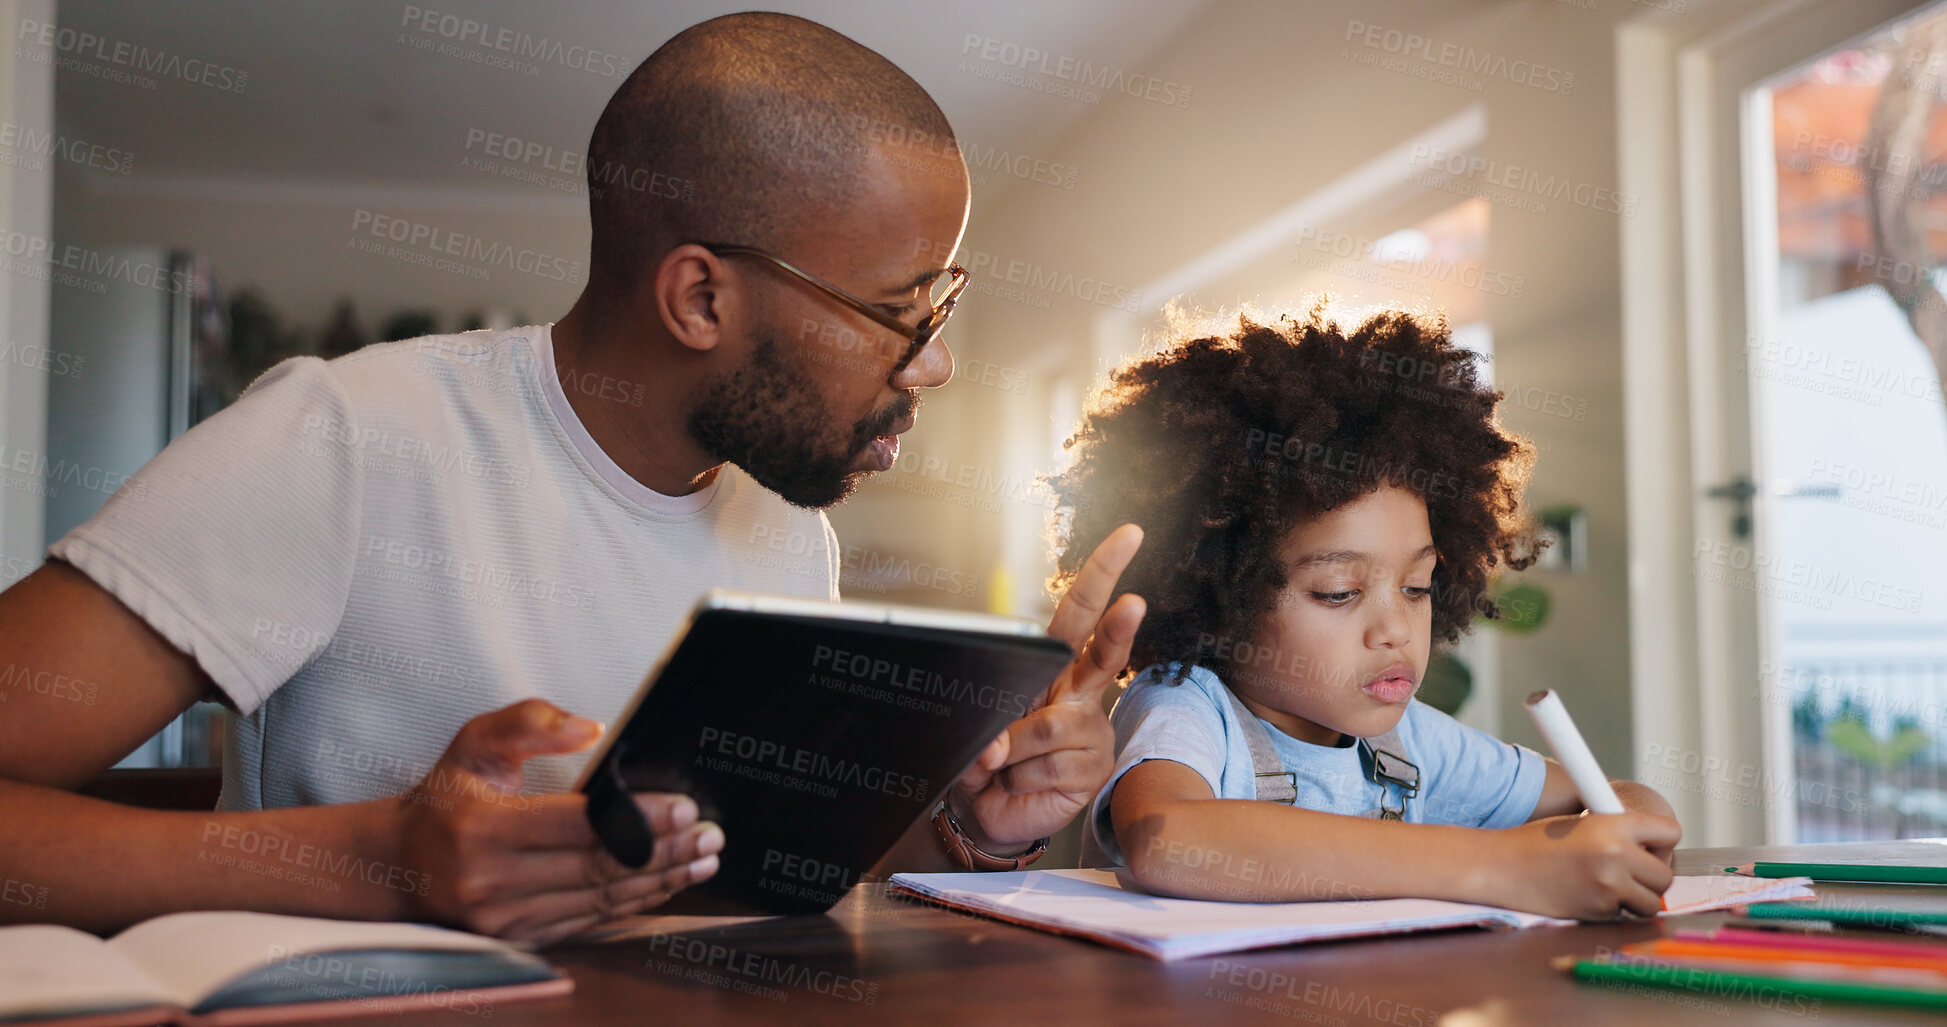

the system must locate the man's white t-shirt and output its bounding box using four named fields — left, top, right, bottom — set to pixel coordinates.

left=49, top=325, right=840, bottom=810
